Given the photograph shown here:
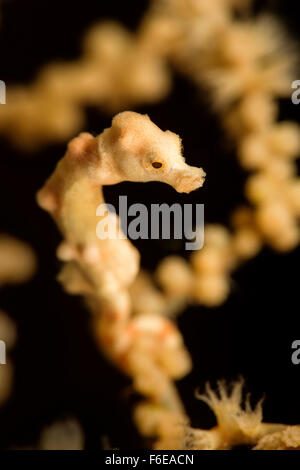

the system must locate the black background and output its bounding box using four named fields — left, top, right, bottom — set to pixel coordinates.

left=0, top=0, right=300, bottom=449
